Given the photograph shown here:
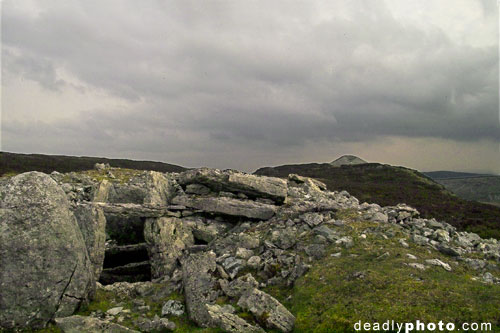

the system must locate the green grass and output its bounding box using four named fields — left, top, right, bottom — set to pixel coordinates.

left=264, top=218, right=500, bottom=333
